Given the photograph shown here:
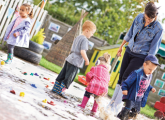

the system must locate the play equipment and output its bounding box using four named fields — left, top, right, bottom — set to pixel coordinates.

left=154, top=97, right=165, bottom=119
left=31, top=84, right=37, bottom=88
left=23, top=72, right=27, bottom=75
left=20, top=92, right=25, bottom=97
left=30, top=73, right=34, bottom=76
left=10, top=90, right=16, bottom=94
left=85, top=45, right=126, bottom=88
left=78, top=75, right=88, bottom=86
left=42, top=99, right=47, bottom=103
left=47, top=101, right=55, bottom=106
left=1, top=61, right=5, bottom=65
